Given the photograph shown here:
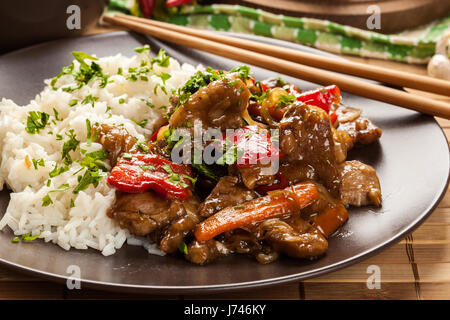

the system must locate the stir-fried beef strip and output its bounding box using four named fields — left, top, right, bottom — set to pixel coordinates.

left=234, top=163, right=276, bottom=190
left=338, top=160, right=382, bottom=207
left=93, top=124, right=137, bottom=166
left=334, top=104, right=382, bottom=147
left=198, top=176, right=257, bottom=218
left=93, top=123, right=169, bottom=166
left=169, top=77, right=251, bottom=131
left=256, top=216, right=328, bottom=259
left=107, top=191, right=187, bottom=237
left=332, top=128, right=354, bottom=164
left=279, top=102, right=341, bottom=196
left=185, top=239, right=230, bottom=265
left=159, top=196, right=201, bottom=253
left=334, top=104, right=362, bottom=123
left=300, top=183, right=339, bottom=218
